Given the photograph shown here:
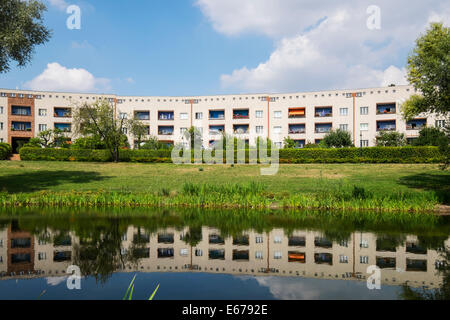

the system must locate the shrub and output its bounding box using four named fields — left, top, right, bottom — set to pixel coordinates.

left=376, top=132, right=407, bottom=147
left=322, top=129, right=354, bottom=148
left=0, top=143, right=12, bottom=160
left=72, top=137, right=107, bottom=150
left=413, top=127, right=448, bottom=146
